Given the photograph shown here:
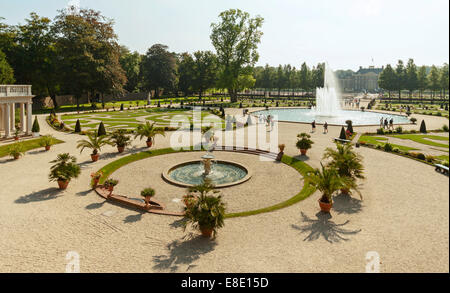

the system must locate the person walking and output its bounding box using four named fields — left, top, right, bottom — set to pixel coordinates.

left=390, top=118, right=394, bottom=130
left=324, top=122, right=328, bottom=134
left=312, top=120, right=316, bottom=133
left=384, top=118, right=388, bottom=129
left=380, top=117, right=384, bottom=129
